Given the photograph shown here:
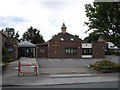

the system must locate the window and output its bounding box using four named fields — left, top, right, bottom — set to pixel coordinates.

left=110, top=46, right=114, bottom=48
left=60, top=38, right=64, bottom=41
left=5, top=43, right=7, bottom=48
left=70, top=38, right=74, bottom=41
left=65, top=48, right=77, bottom=55
left=8, top=45, right=13, bottom=52
left=82, top=48, right=92, bottom=55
